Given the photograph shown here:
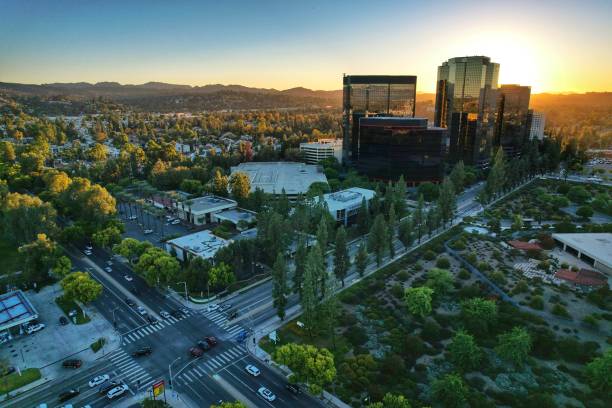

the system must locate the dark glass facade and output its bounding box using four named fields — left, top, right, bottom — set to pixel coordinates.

left=355, top=117, right=448, bottom=184
left=496, top=85, right=532, bottom=157
left=434, top=56, right=499, bottom=167
left=342, top=75, right=417, bottom=162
